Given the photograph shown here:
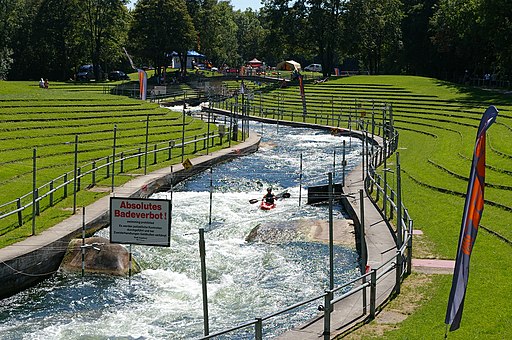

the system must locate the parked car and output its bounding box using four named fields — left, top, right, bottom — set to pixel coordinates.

left=76, top=64, right=94, bottom=81
left=304, top=64, right=322, bottom=72
left=76, top=64, right=103, bottom=81
left=109, top=70, right=130, bottom=81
